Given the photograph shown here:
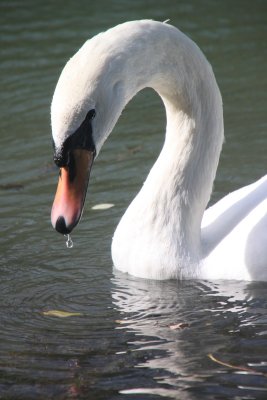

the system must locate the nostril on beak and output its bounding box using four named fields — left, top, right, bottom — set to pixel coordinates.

left=55, top=216, right=71, bottom=234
